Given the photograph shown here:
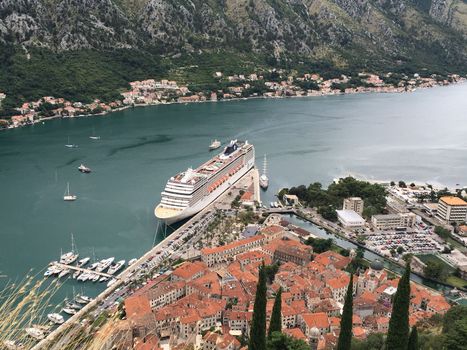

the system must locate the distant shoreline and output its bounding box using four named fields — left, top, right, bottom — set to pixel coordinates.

left=2, top=78, right=465, bottom=132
